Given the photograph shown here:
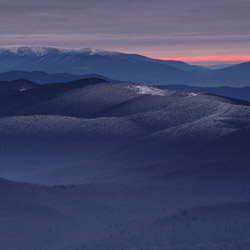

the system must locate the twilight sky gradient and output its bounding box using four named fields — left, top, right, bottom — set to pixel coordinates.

left=0, top=0, right=250, bottom=65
